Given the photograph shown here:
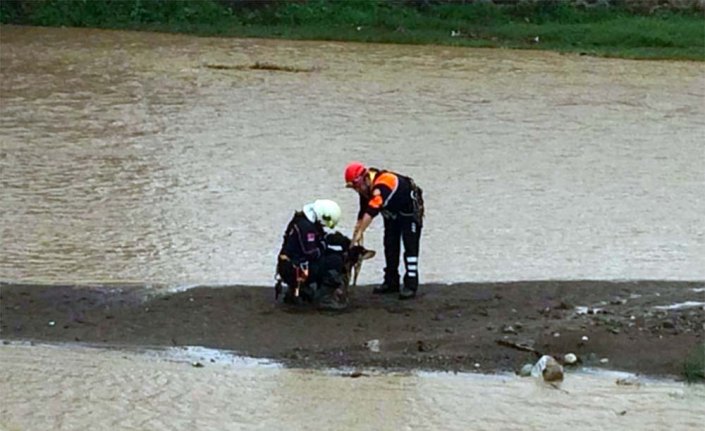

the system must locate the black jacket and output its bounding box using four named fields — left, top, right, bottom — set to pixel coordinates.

left=358, top=168, right=420, bottom=220
left=279, top=211, right=325, bottom=264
